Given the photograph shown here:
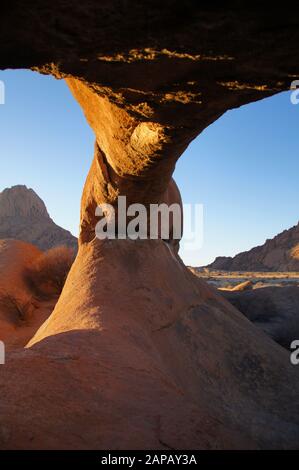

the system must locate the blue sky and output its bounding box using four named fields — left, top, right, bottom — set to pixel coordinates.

left=0, top=70, right=298, bottom=266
